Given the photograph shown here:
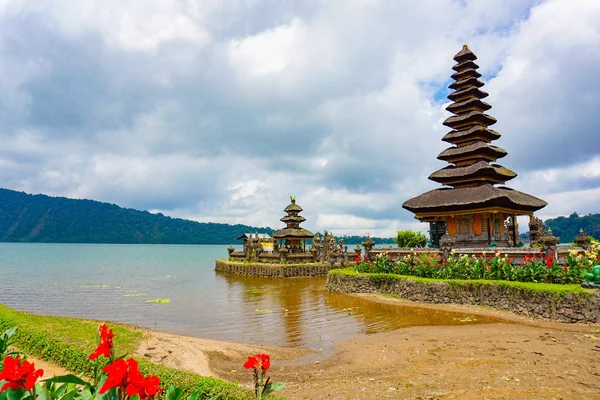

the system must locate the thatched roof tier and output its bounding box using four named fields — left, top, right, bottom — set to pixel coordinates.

left=280, top=215, right=306, bottom=223
left=429, top=161, right=516, bottom=186
left=284, top=202, right=303, bottom=212
left=443, top=110, right=497, bottom=129
left=453, top=45, right=477, bottom=63
left=452, top=60, right=479, bottom=72
left=446, top=98, right=491, bottom=115
left=451, top=68, right=482, bottom=81
left=272, top=228, right=314, bottom=240
left=437, top=142, right=507, bottom=163
left=448, top=77, right=485, bottom=91
left=442, top=126, right=501, bottom=144
left=402, top=184, right=547, bottom=216
left=447, top=86, right=489, bottom=102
